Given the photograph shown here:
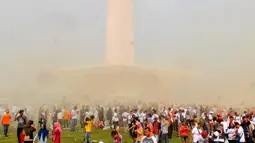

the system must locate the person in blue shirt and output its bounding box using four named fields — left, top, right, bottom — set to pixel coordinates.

left=34, top=123, right=49, bottom=143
